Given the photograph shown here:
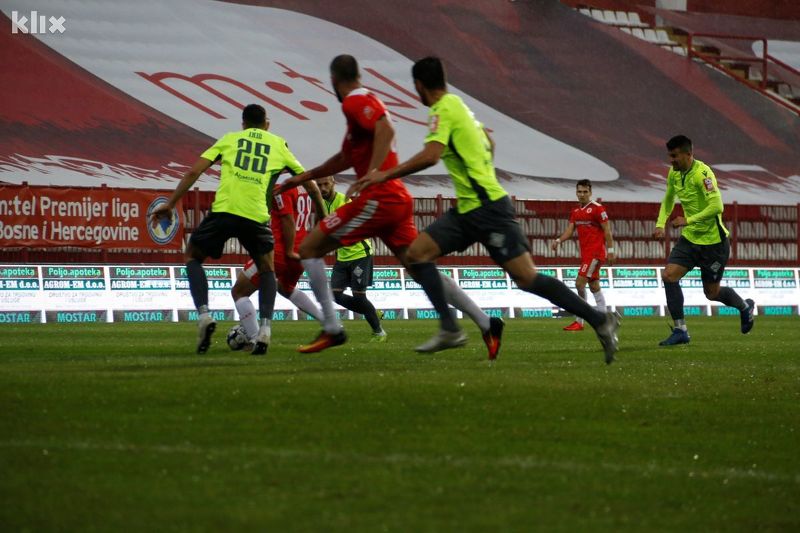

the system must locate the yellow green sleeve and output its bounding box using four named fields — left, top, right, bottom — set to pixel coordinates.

left=200, top=134, right=226, bottom=162
left=656, top=178, right=675, bottom=228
